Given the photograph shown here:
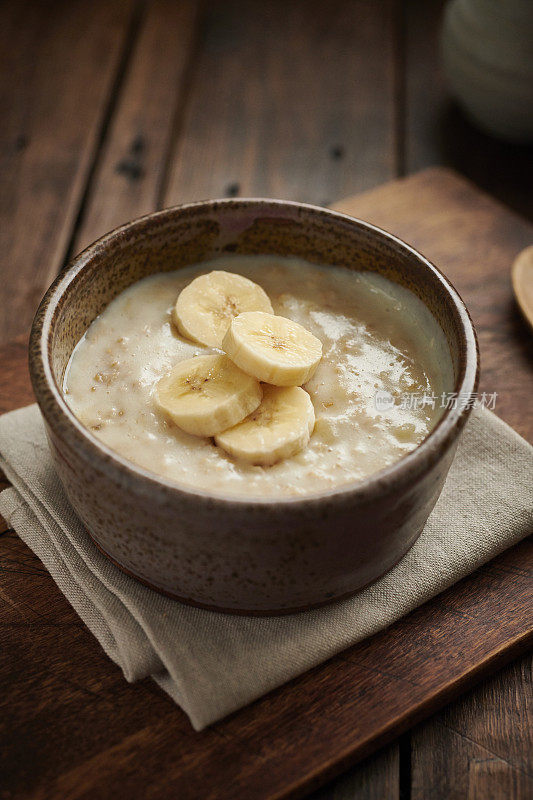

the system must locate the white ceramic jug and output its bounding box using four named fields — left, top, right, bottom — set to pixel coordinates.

left=441, top=0, right=533, bottom=143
